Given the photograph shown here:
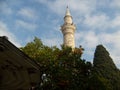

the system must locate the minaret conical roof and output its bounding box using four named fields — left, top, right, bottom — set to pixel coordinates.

left=64, top=6, right=73, bottom=24
left=65, top=6, right=71, bottom=16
